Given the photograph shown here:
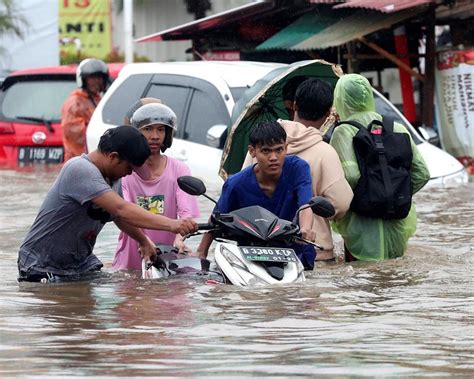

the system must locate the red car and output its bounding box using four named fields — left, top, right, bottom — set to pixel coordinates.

left=0, top=63, right=123, bottom=168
